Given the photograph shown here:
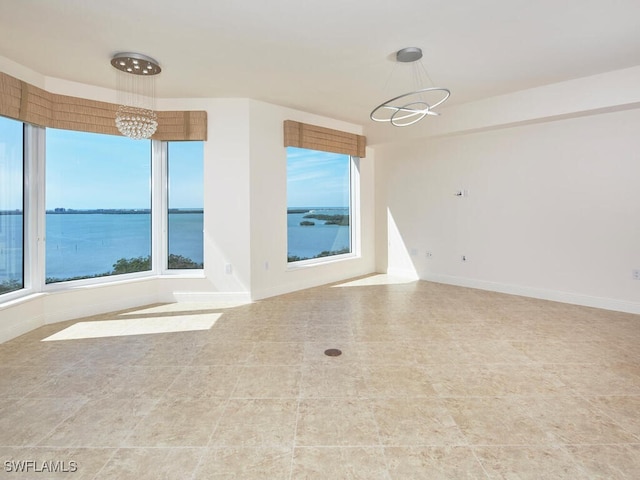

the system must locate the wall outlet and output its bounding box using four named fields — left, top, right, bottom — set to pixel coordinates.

left=425, top=251, right=433, bottom=258
left=633, top=269, right=640, bottom=280
left=224, top=263, right=232, bottom=274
